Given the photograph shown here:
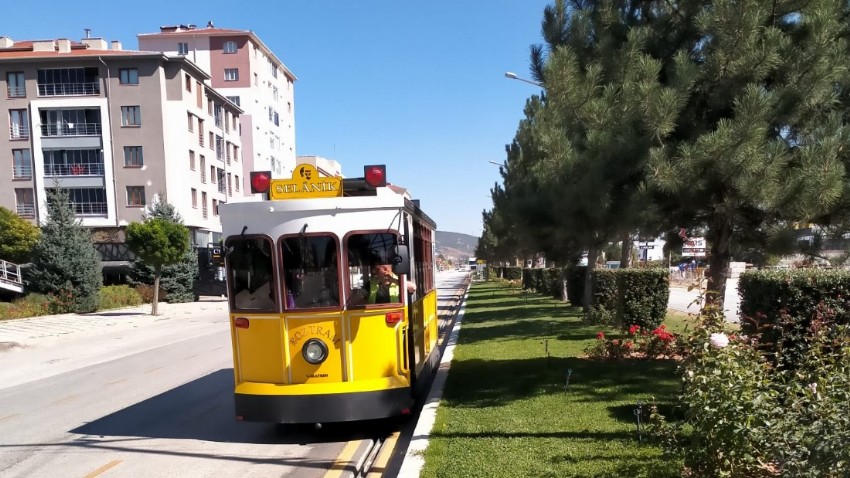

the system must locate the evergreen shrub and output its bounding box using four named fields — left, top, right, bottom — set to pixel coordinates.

left=739, top=269, right=850, bottom=367
left=504, top=266, right=522, bottom=281
left=522, top=268, right=534, bottom=290
left=617, top=269, right=669, bottom=330
left=543, top=268, right=563, bottom=298
left=566, top=266, right=586, bottom=307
